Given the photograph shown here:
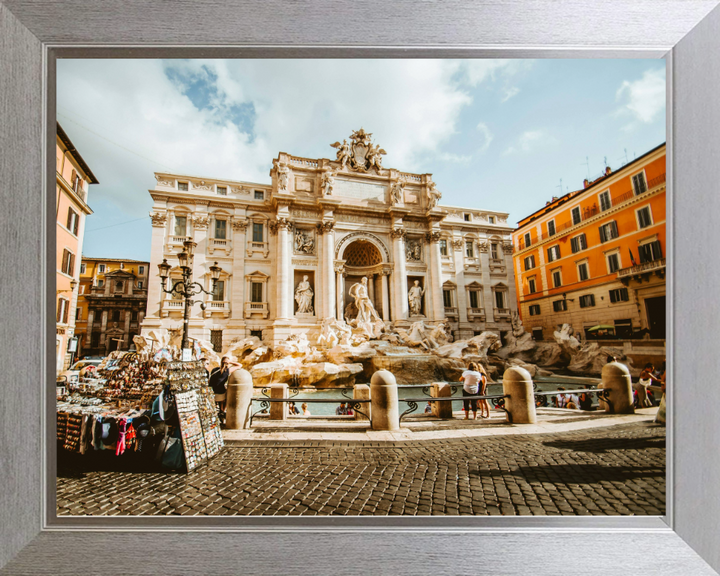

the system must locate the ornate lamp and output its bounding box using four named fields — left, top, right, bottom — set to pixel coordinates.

left=177, top=251, right=189, bottom=270
left=157, top=258, right=171, bottom=290
left=209, top=261, right=222, bottom=292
